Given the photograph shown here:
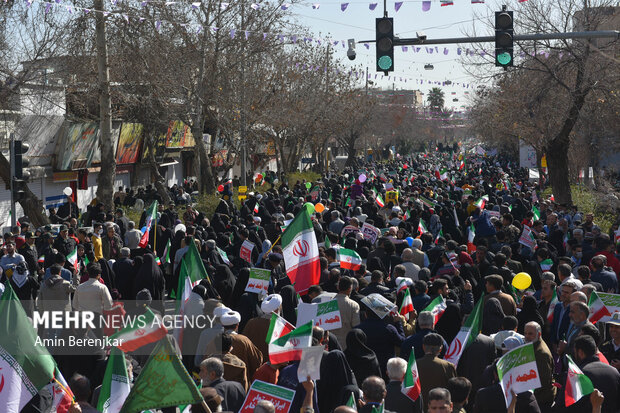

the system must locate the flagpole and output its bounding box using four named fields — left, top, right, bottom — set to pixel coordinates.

left=154, top=201, right=158, bottom=254
left=264, top=235, right=281, bottom=256
left=201, top=399, right=213, bottom=413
